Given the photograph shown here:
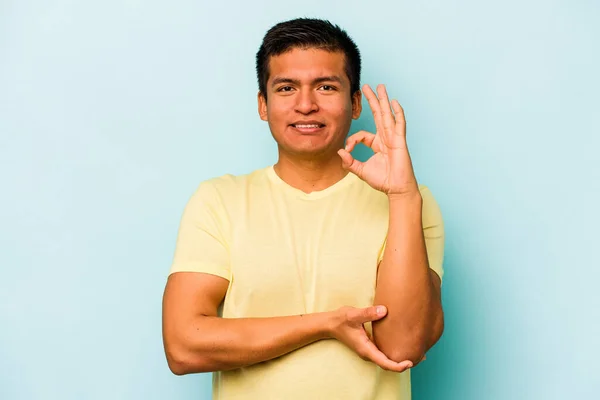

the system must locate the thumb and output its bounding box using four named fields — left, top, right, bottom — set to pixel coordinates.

left=356, top=305, right=387, bottom=323
left=337, top=149, right=365, bottom=178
